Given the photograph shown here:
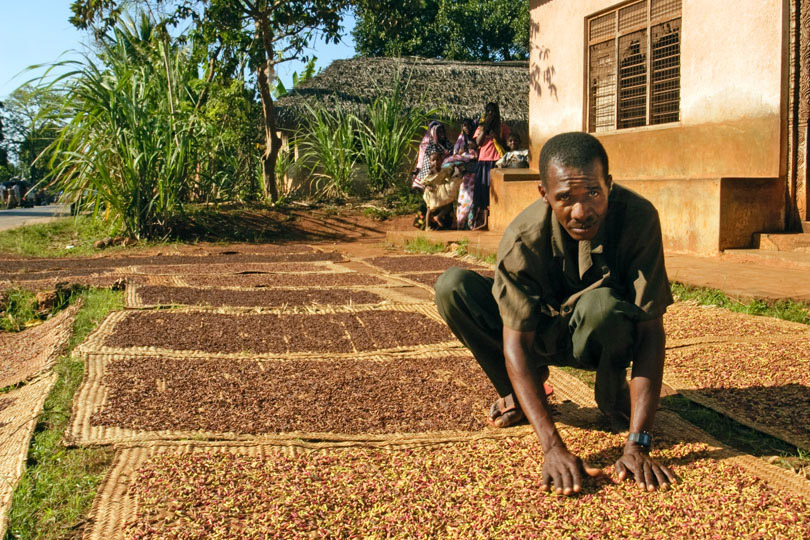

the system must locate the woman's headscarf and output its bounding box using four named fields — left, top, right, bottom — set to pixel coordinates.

left=453, top=118, right=477, bottom=154
left=415, top=122, right=451, bottom=184
left=416, top=121, right=442, bottom=174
